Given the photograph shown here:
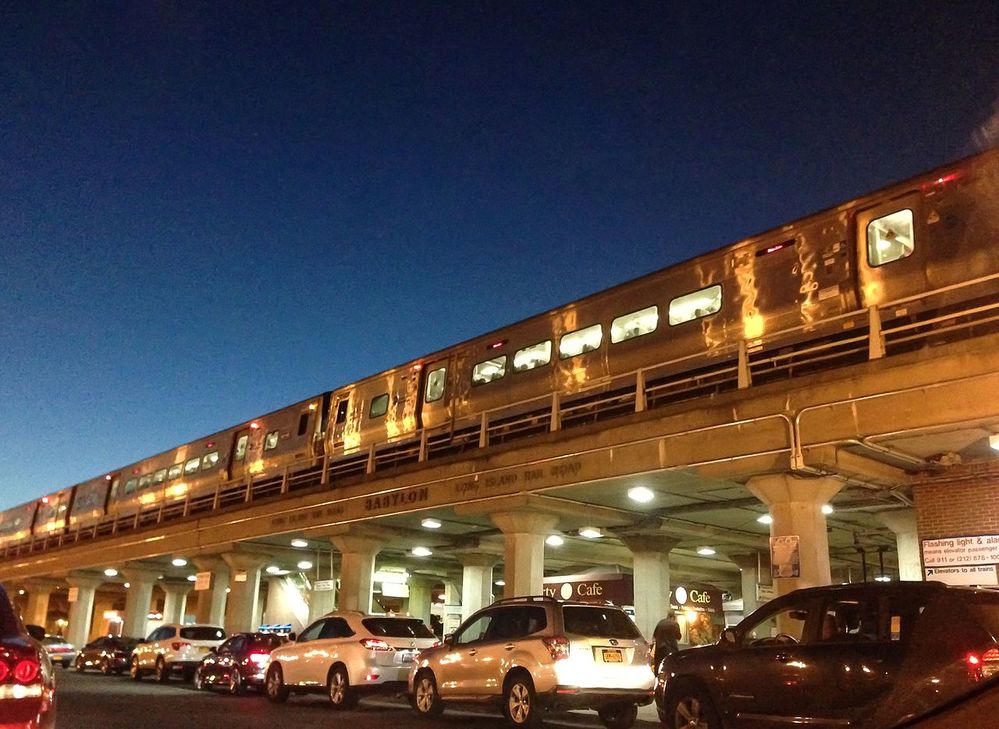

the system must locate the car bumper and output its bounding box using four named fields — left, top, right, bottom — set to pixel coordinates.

left=543, top=686, right=655, bottom=710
